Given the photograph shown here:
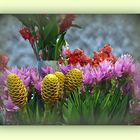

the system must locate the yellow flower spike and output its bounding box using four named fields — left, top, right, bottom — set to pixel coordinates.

left=65, top=68, right=82, bottom=91
left=41, top=74, right=60, bottom=103
left=54, top=71, right=65, bottom=97
left=7, top=74, right=28, bottom=108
